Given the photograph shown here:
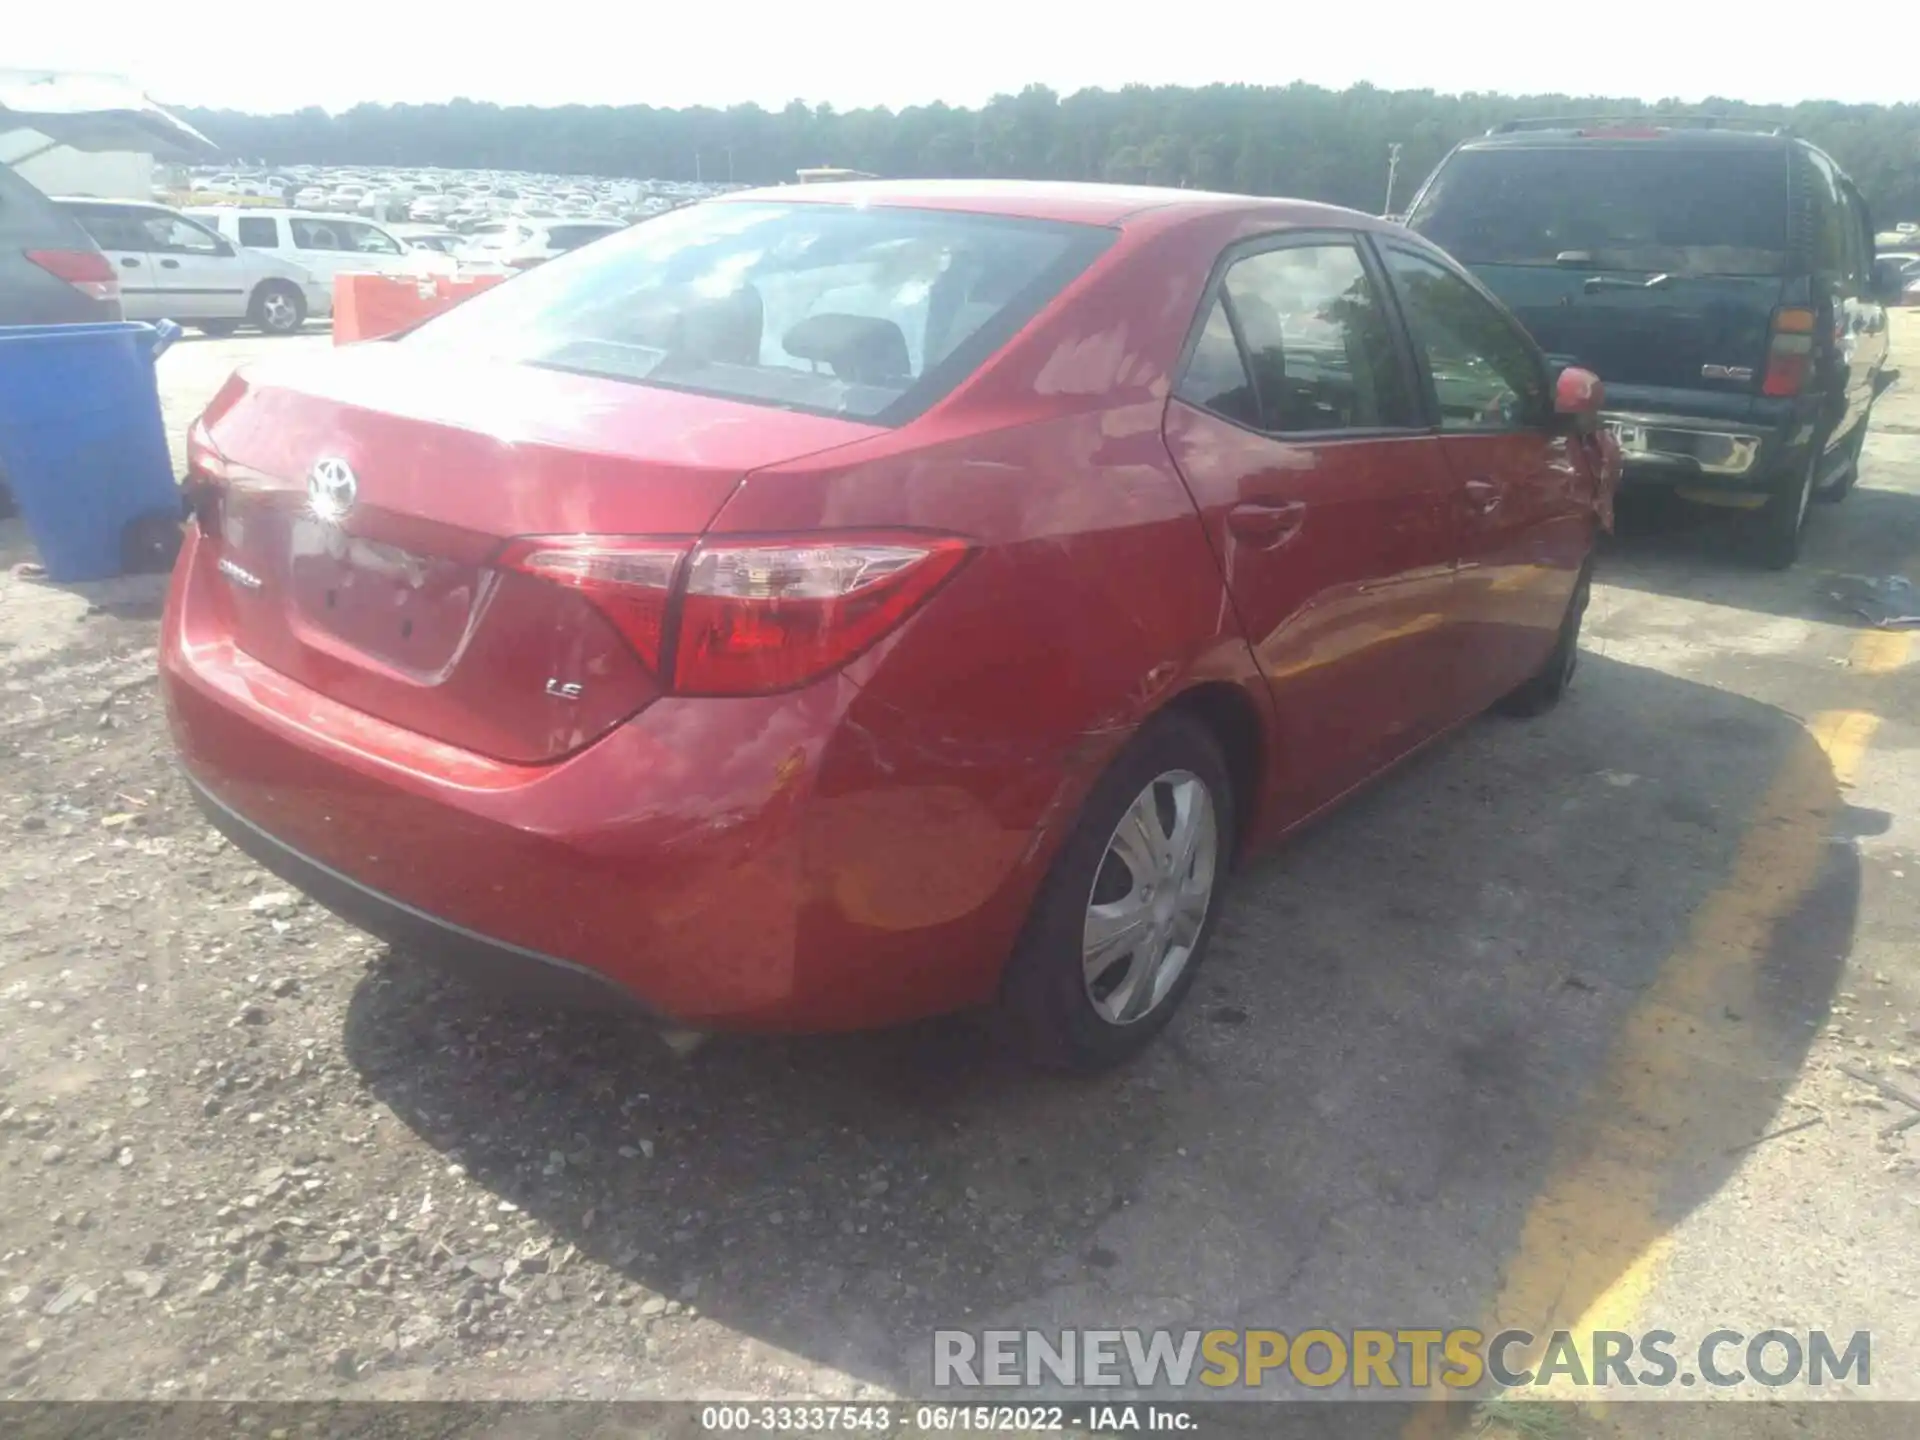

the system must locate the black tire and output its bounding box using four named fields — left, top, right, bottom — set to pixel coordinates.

left=1749, top=433, right=1822, bottom=570
left=249, top=281, right=307, bottom=336
left=1815, top=423, right=1866, bottom=504
left=997, top=710, right=1236, bottom=1072
left=196, top=321, right=241, bottom=338
left=1496, top=558, right=1592, bottom=718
